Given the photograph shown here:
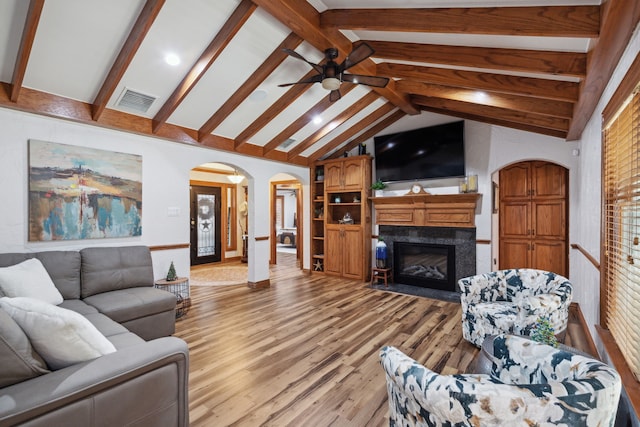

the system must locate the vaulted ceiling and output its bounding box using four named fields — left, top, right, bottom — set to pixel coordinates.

left=1, top=0, right=638, bottom=167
